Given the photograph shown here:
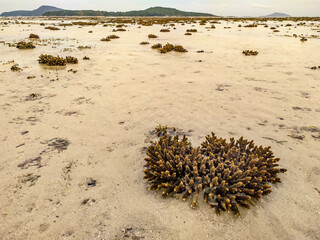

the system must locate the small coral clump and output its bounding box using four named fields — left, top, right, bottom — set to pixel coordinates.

left=29, top=33, right=40, bottom=39
left=108, top=35, right=120, bottom=39
left=160, top=29, right=170, bottom=32
left=101, top=35, right=120, bottom=41
left=113, top=28, right=126, bottom=32
left=186, top=29, right=197, bottom=32
left=16, top=41, right=35, bottom=49
left=185, top=33, right=192, bottom=36
left=72, top=21, right=97, bottom=26
left=38, top=54, right=66, bottom=66
left=311, top=66, right=320, bottom=70
left=300, top=37, right=307, bottom=42
left=151, top=43, right=162, bottom=49
left=11, top=64, right=22, bottom=72
left=244, top=24, right=258, bottom=27
left=44, top=26, right=60, bottom=30
left=101, top=37, right=111, bottom=41
left=143, top=126, right=287, bottom=216
left=156, top=43, right=188, bottom=54
left=148, top=34, right=158, bottom=38
left=172, top=45, right=188, bottom=53
left=242, top=50, right=258, bottom=56
left=65, top=56, right=78, bottom=64
left=78, top=45, right=91, bottom=50
left=140, top=41, right=150, bottom=45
